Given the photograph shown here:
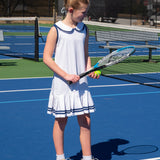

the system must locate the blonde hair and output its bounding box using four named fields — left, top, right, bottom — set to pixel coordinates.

left=64, top=0, right=89, bottom=10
